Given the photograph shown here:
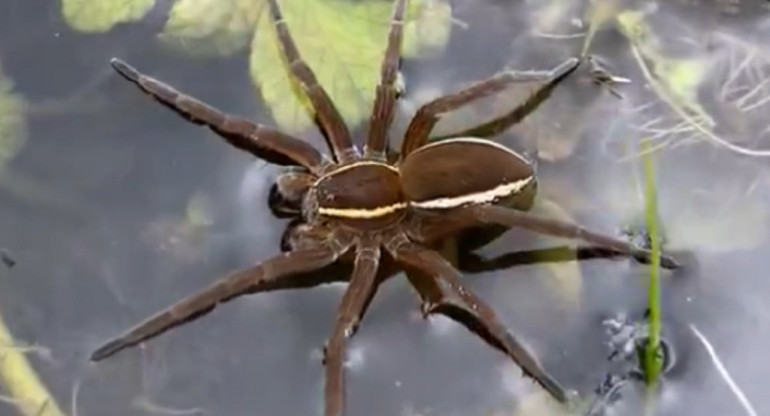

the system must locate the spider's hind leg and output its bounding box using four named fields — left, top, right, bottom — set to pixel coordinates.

left=323, top=238, right=382, bottom=416
left=388, top=238, right=570, bottom=403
